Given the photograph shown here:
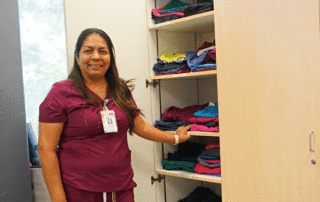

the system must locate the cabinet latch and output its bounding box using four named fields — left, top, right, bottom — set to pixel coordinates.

left=151, top=174, right=164, bottom=185
left=146, top=79, right=158, bottom=88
